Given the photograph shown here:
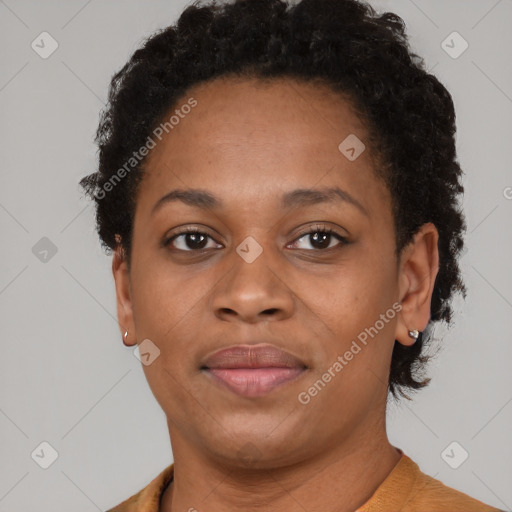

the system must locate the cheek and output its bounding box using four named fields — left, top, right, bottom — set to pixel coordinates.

left=131, top=255, right=213, bottom=344
left=304, top=242, right=399, bottom=382
left=312, top=255, right=397, bottom=335
left=141, top=359, right=201, bottom=434
left=298, top=266, right=398, bottom=424
left=131, top=265, right=205, bottom=418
